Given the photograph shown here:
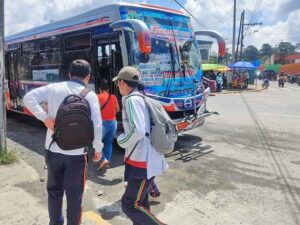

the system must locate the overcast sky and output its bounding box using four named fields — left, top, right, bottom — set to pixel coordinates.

left=4, top=0, right=300, bottom=52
